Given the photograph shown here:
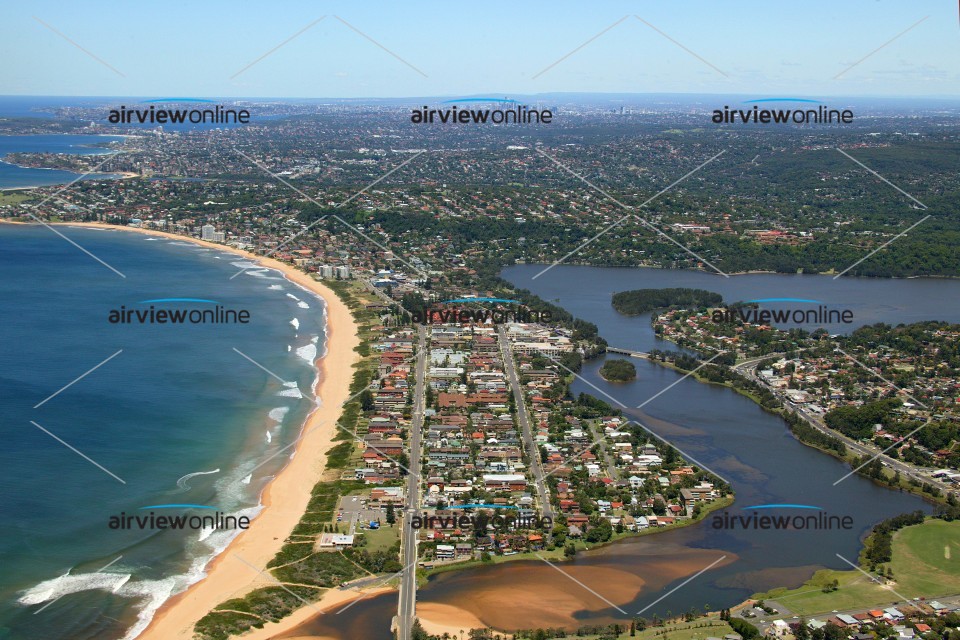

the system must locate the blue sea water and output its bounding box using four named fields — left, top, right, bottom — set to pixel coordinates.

left=0, top=134, right=126, bottom=189
left=0, top=224, right=329, bottom=639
